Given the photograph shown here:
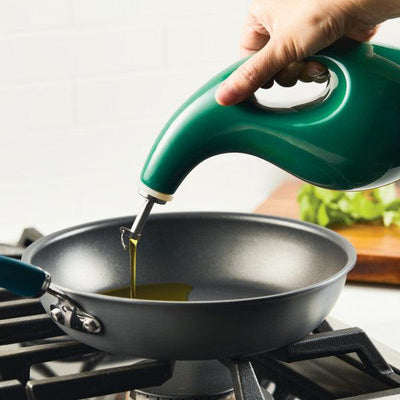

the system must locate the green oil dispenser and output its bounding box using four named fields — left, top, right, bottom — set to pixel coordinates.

left=120, top=39, right=400, bottom=244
